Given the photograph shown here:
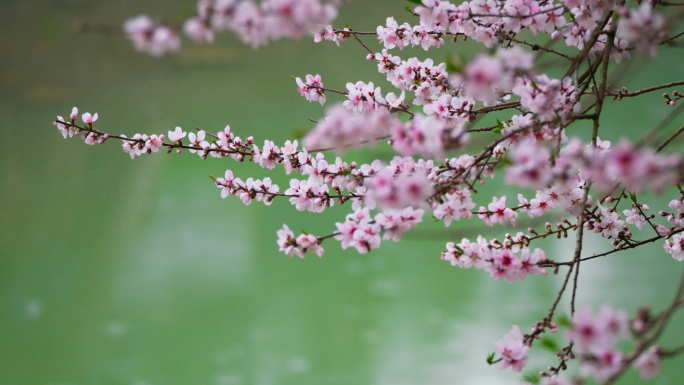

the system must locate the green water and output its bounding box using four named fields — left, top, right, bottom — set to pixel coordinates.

left=1, top=1, right=683, bottom=384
